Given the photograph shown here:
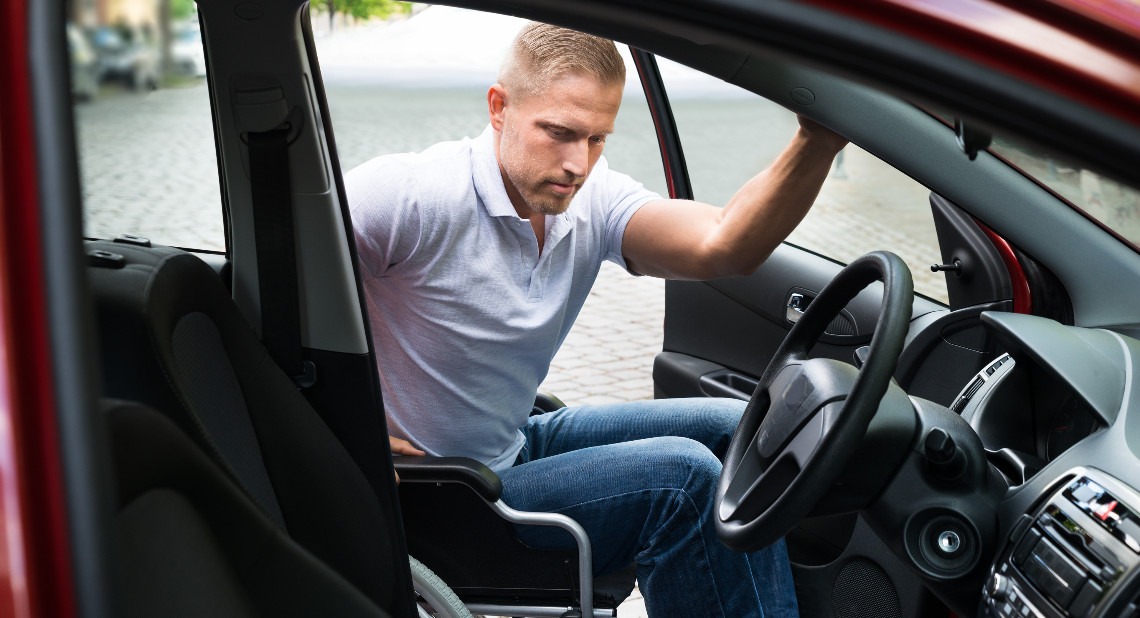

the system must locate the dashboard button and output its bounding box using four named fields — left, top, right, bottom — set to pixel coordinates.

left=1038, top=542, right=1085, bottom=584
left=1024, top=541, right=1086, bottom=607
